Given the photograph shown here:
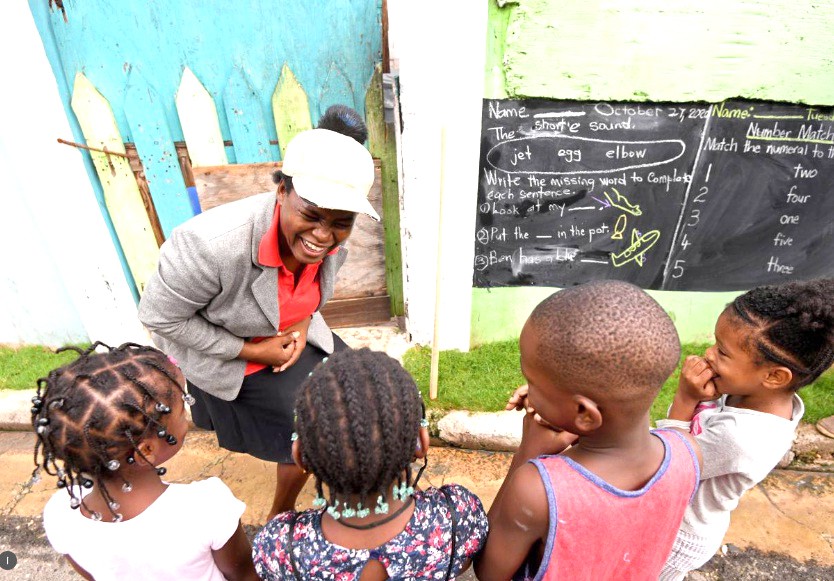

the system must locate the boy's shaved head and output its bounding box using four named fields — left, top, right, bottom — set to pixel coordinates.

left=527, top=280, right=680, bottom=405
